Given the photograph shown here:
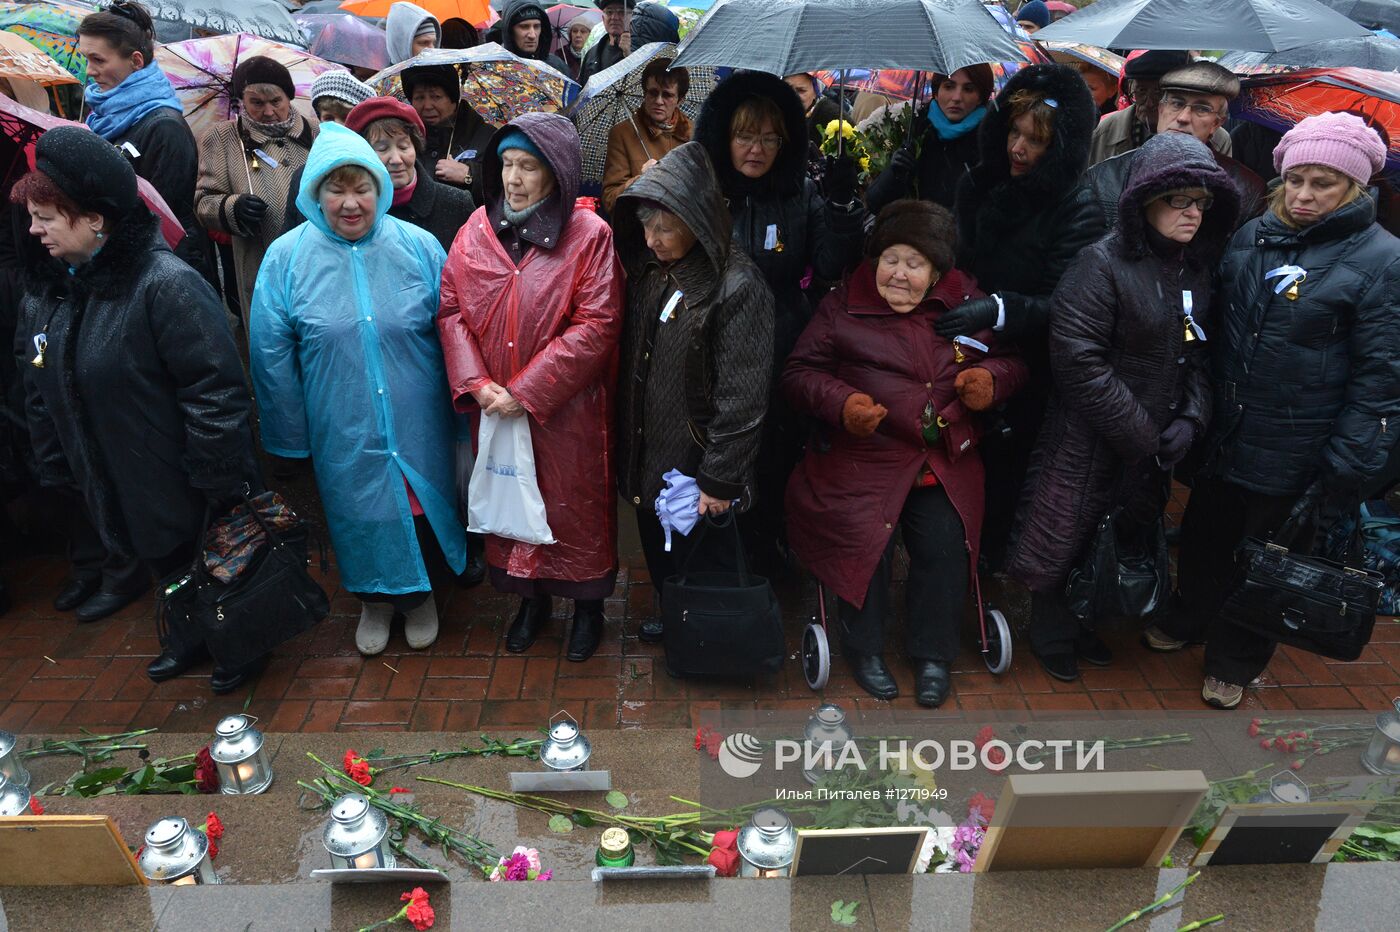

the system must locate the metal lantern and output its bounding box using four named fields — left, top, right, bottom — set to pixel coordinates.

left=1250, top=770, right=1311, bottom=804
left=0, top=773, right=32, bottom=816
left=803, top=703, right=854, bottom=785
left=323, top=793, right=395, bottom=870
left=210, top=714, right=273, bottom=795
left=137, top=817, right=220, bottom=885
left=0, top=730, right=31, bottom=787
left=540, top=711, right=592, bottom=773
left=737, top=806, right=797, bottom=878
left=1362, top=698, right=1400, bottom=776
